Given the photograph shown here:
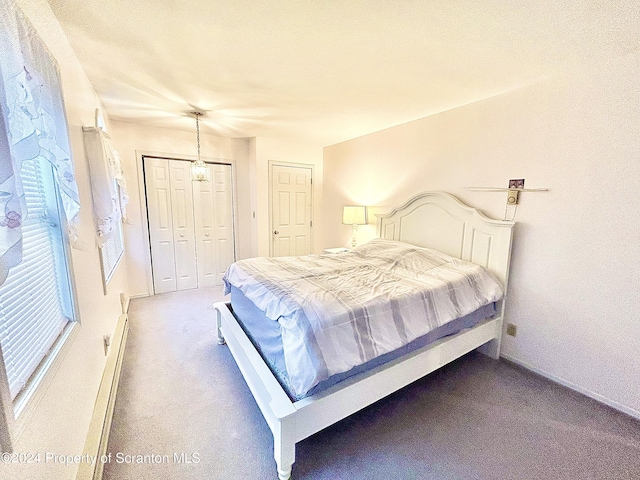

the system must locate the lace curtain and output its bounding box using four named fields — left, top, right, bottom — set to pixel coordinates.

left=0, top=0, right=81, bottom=284
left=83, top=126, right=129, bottom=243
